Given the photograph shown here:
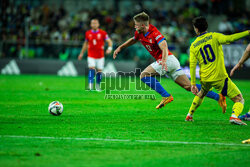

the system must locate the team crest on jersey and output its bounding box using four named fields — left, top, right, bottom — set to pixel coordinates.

left=149, top=39, right=152, bottom=43
left=97, top=33, right=101, bottom=39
